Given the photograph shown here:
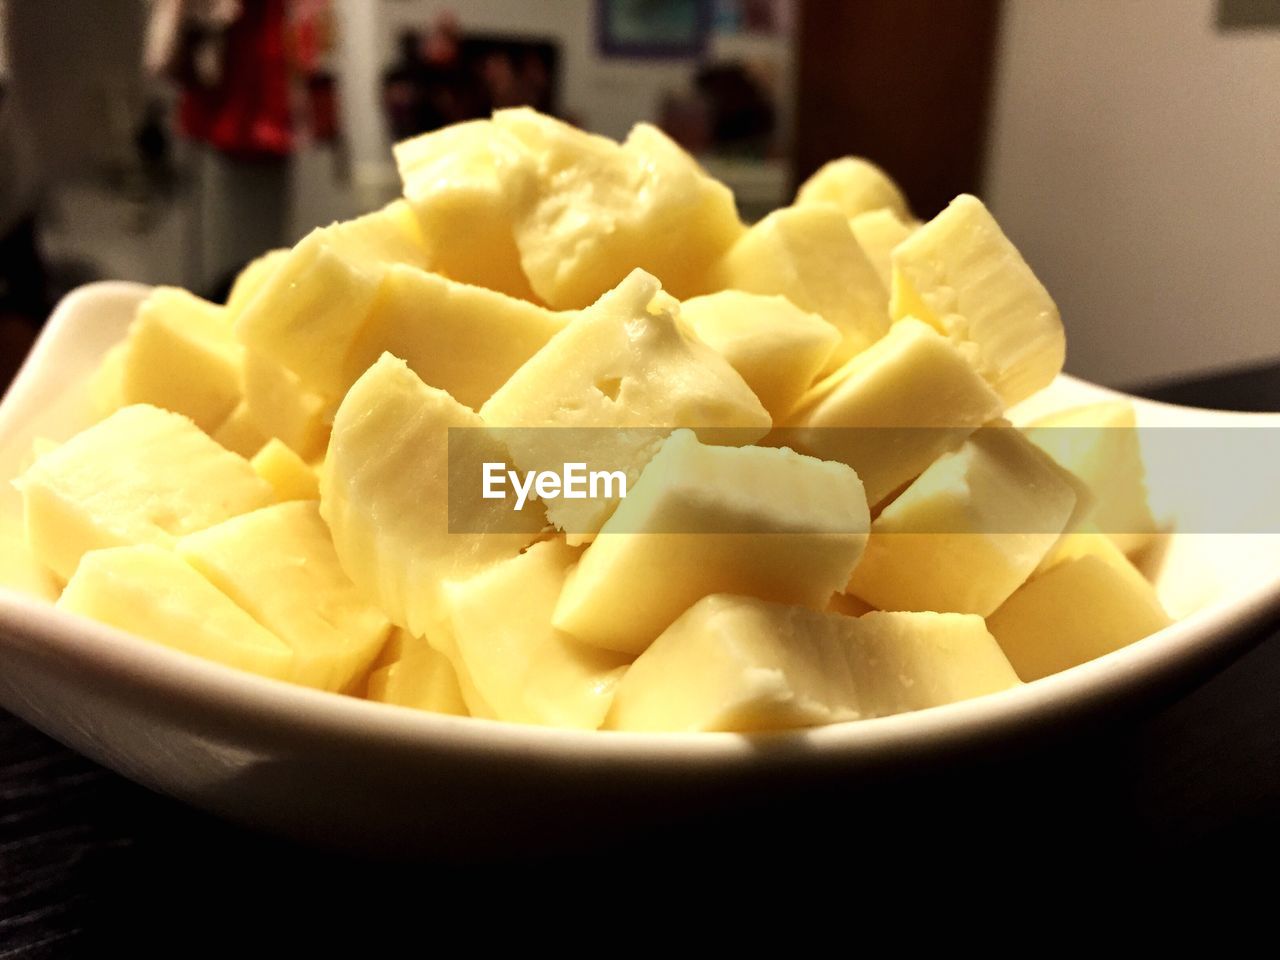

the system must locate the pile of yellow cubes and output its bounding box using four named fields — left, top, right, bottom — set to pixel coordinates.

left=4, top=109, right=1169, bottom=733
